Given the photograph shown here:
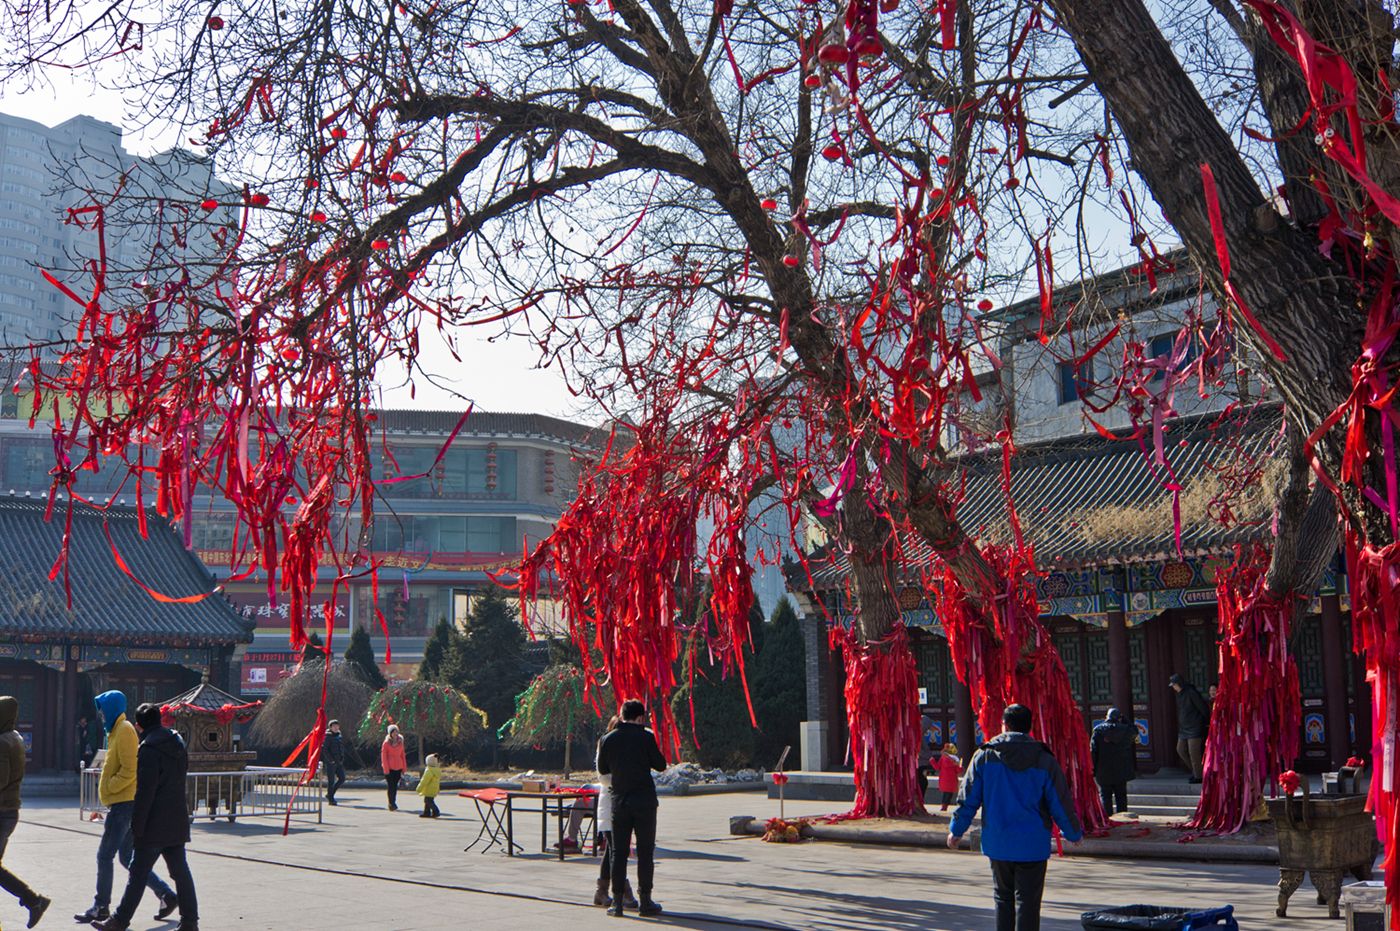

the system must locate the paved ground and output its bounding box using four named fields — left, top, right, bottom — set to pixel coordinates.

left=0, top=790, right=1337, bottom=930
